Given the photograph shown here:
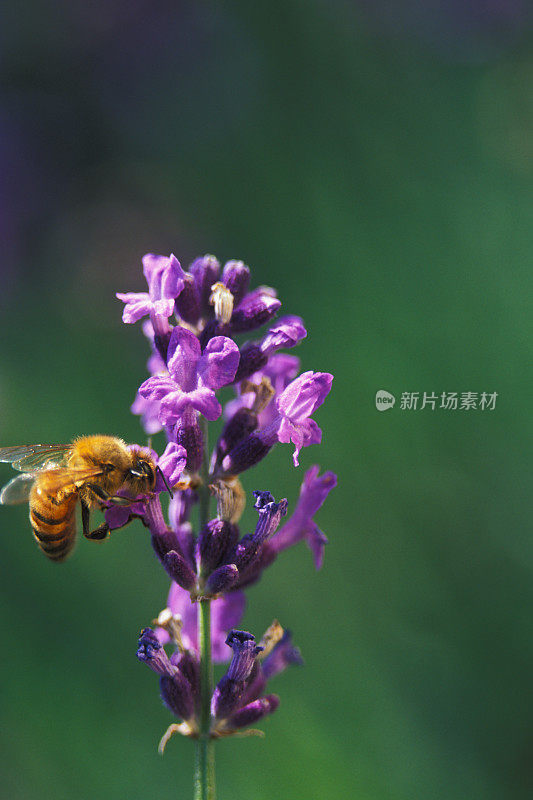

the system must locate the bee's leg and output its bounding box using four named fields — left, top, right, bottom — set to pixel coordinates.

left=107, top=495, right=137, bottom=506
left=80, top=494, right=110, bottom=541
